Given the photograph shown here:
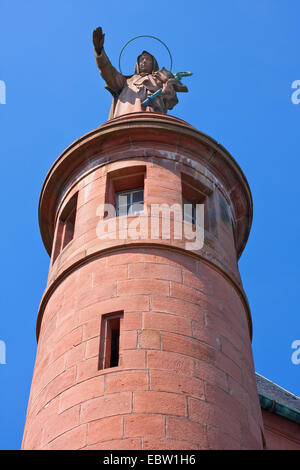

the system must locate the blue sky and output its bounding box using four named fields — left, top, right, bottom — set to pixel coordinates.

left=0, top=0, right=299, bottom=449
